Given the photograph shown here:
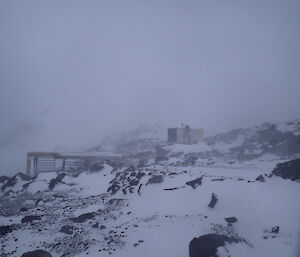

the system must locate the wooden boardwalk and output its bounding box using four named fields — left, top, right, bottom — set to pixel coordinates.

left=26, top=151, right=122, bottom=176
